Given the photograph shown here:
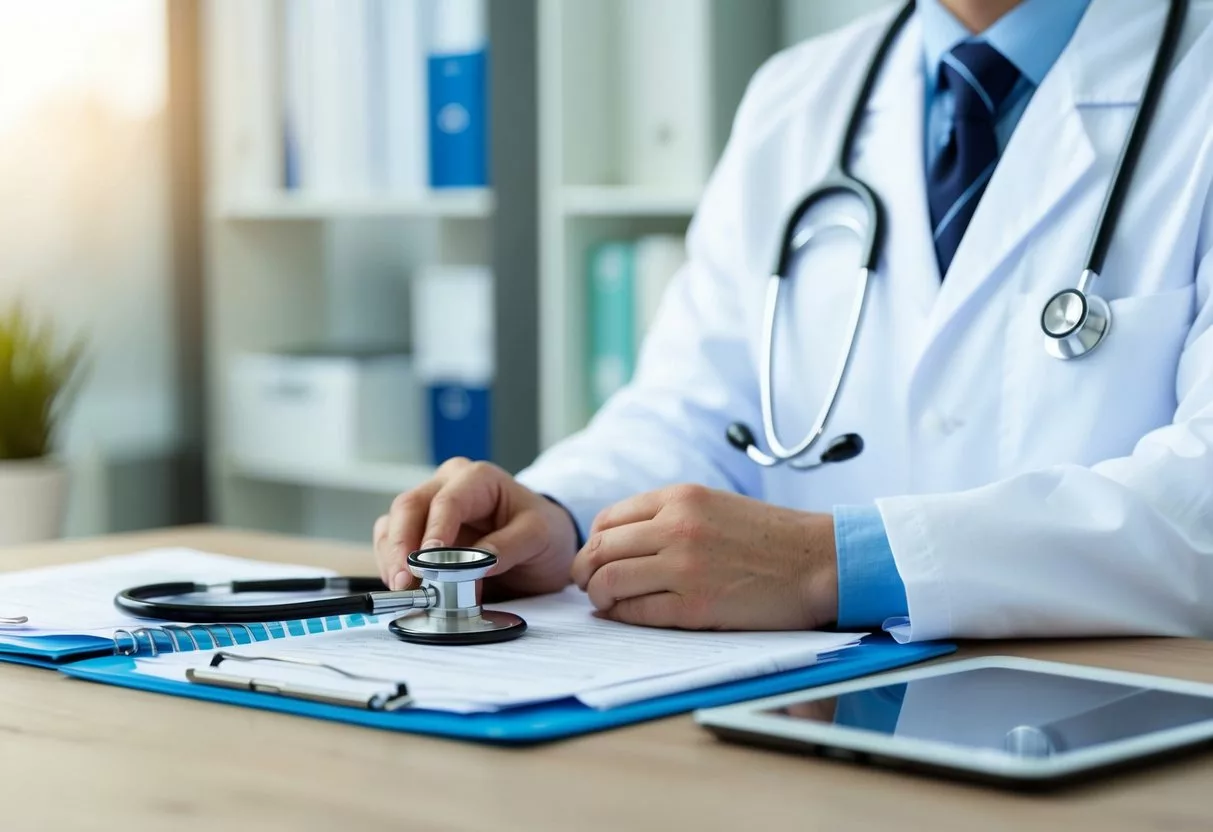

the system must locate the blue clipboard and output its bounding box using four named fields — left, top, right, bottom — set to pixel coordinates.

left=0, top=634, right=112, bottom=666
left=59, top=636, right=956, bottom=744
